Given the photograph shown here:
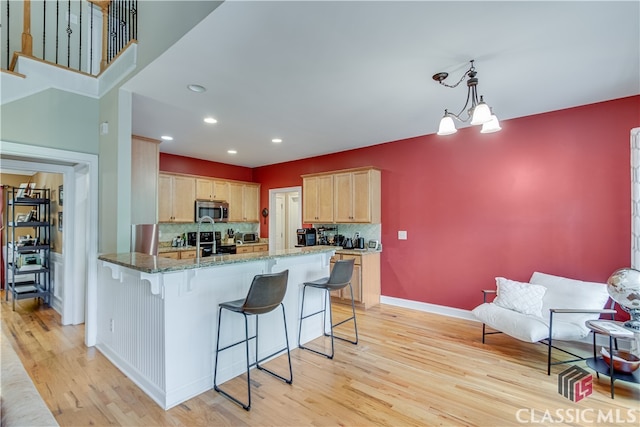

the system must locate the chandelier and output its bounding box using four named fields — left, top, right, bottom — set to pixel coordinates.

left=432, top=60, right=501, bottom=135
